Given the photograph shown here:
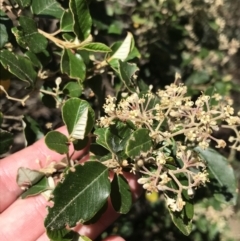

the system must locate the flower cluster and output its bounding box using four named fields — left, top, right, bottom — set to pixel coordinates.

left=97, top=80, right=240, bottom=212
left=99, top=82, right=240, bottom=152
left=194, top=199, right=234, bottom=239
